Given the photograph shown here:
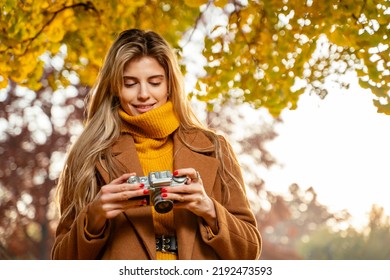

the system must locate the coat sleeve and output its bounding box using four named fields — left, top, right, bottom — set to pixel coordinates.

left=198, top=136, right=262, bottom=260
left=51, top=205, right=111, bottom=260
left=51, top=170, right=111, bottom=260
